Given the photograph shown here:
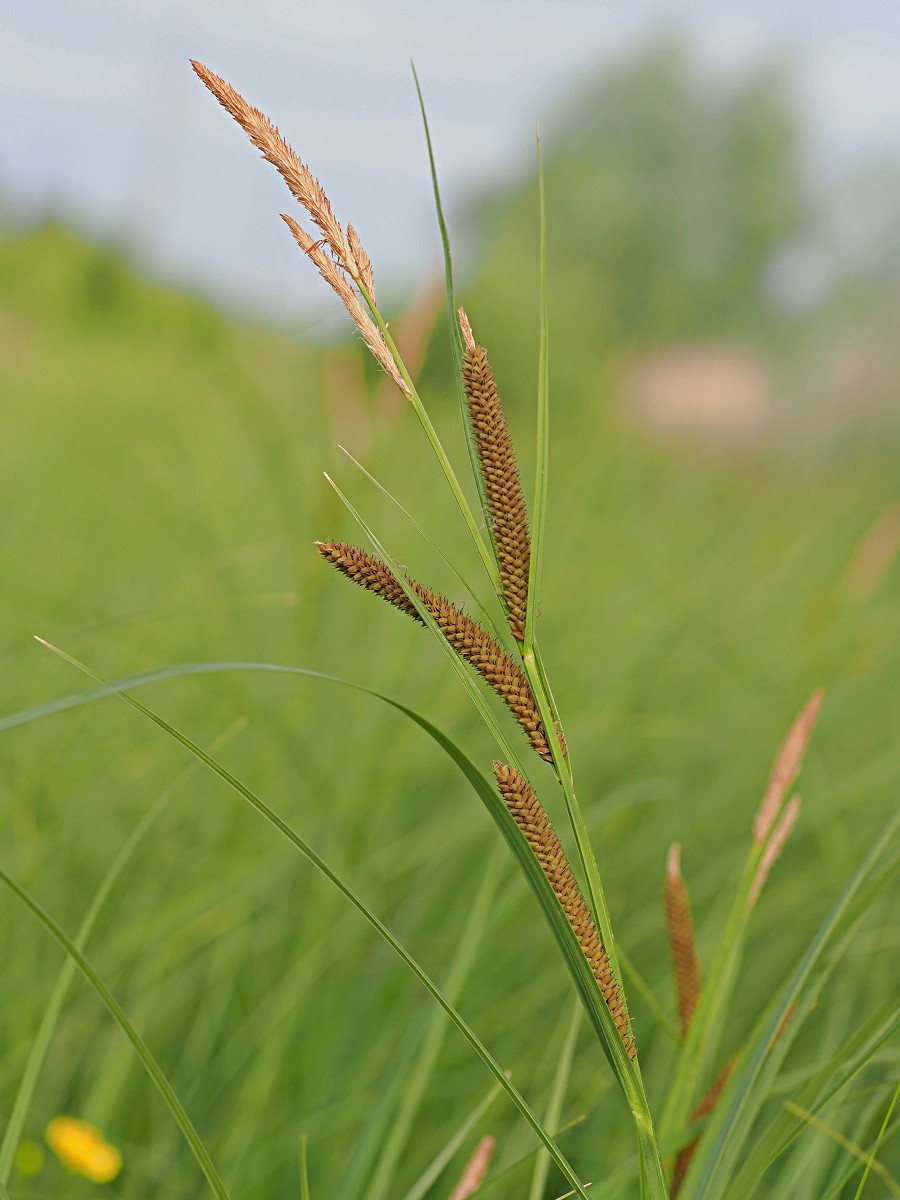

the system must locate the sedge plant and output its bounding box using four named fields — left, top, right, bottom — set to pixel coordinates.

left=1, top=60, right=897, bottom=1200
